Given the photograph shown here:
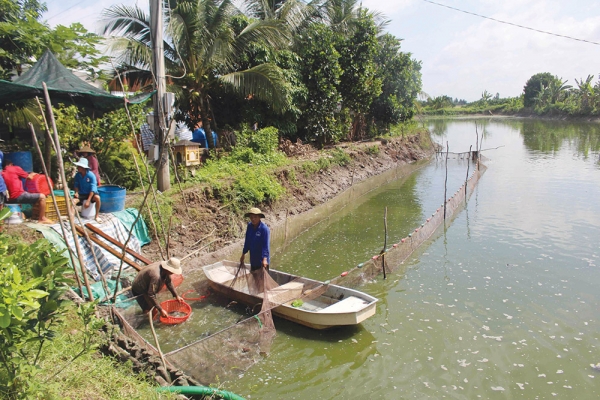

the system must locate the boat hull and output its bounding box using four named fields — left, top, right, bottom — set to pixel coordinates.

left=203, top=261, right=378, bottom=330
